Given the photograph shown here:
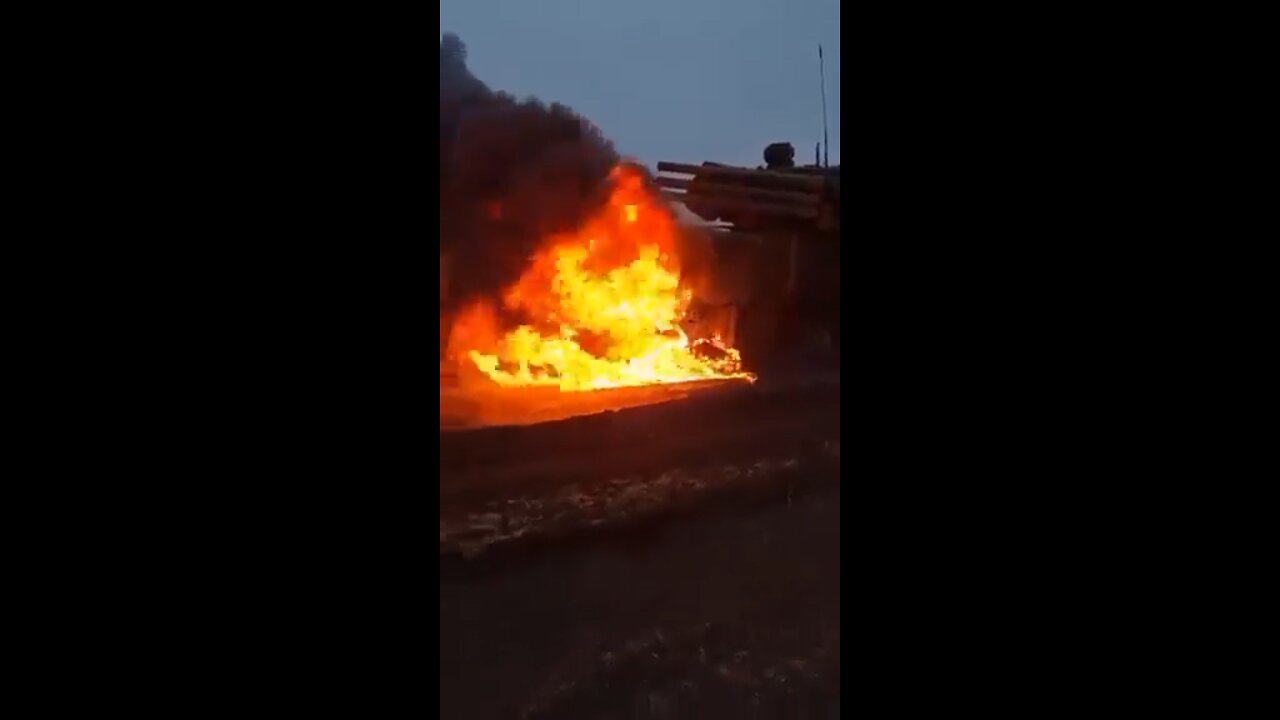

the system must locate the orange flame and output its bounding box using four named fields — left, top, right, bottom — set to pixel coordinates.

left=454, top=164, right=752, bottom=392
